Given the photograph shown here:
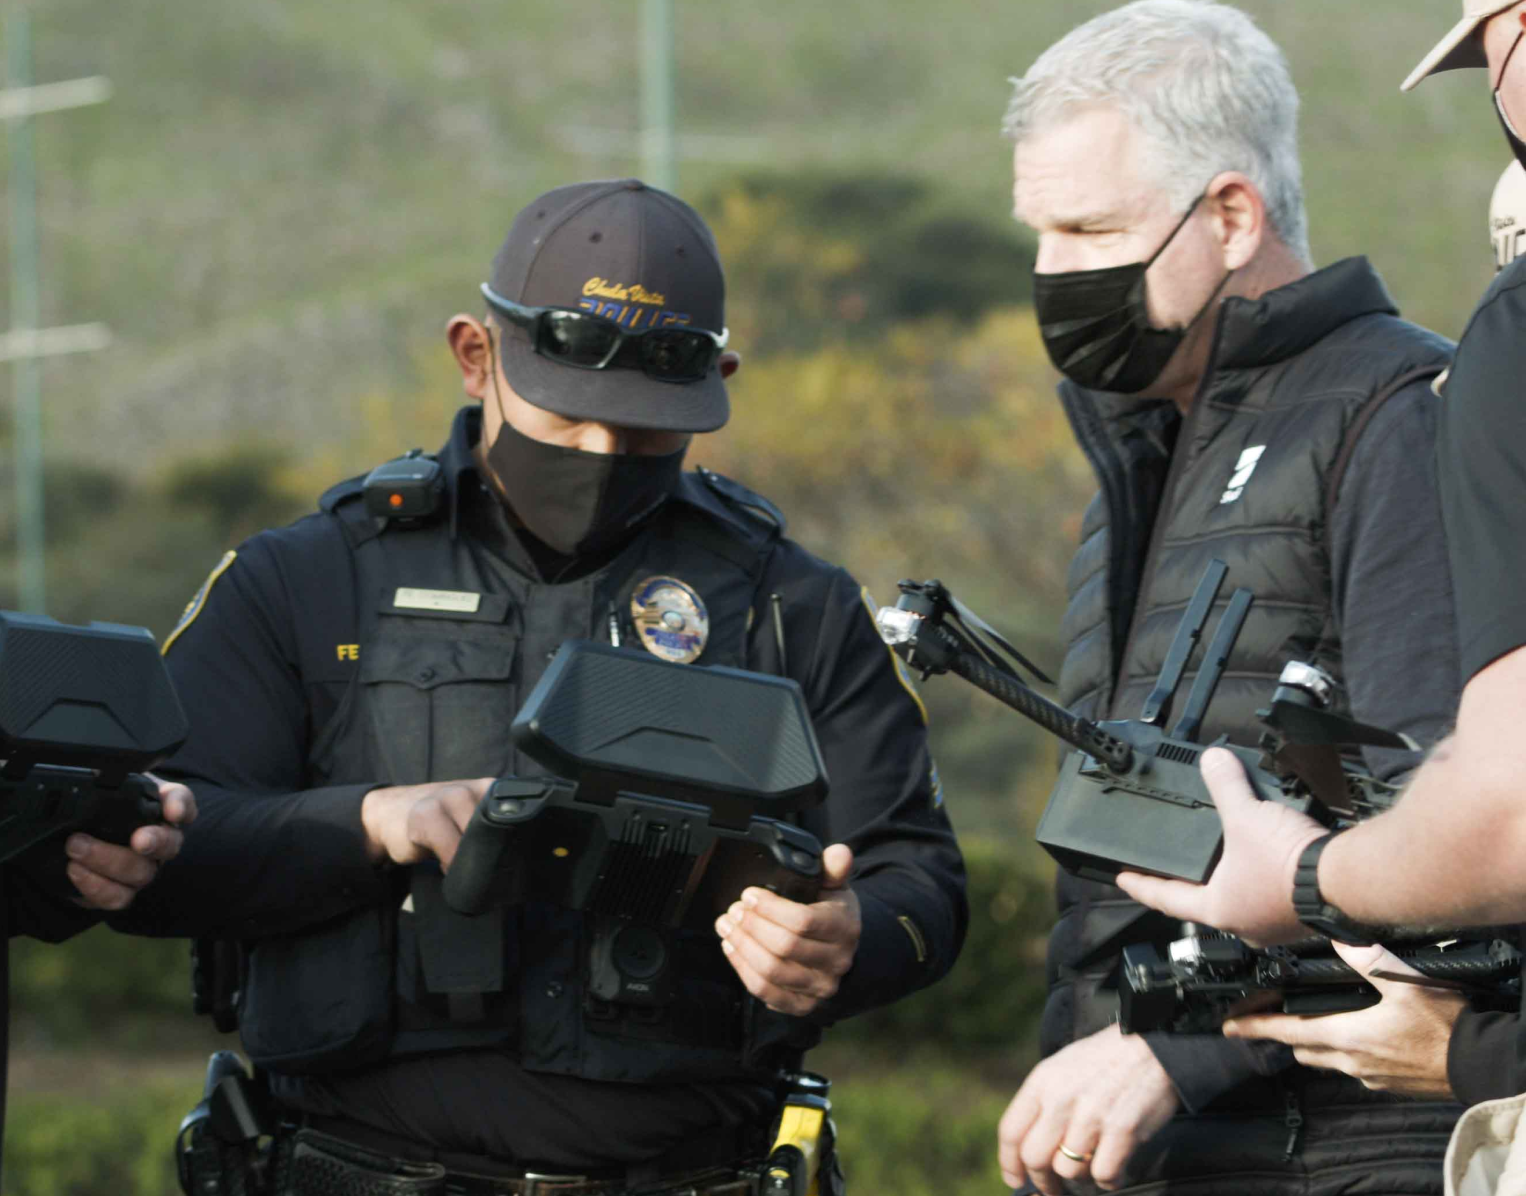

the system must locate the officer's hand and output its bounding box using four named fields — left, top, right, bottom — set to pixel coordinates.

left=997, top=1024, right=1179, bottom=1194
left=1116, top=748, right=1325, bottom=947
left=360, top=778, right=493, bottom=869
left=67, top=774, right=198, bottom=911
left=714, top=842, right=861, bottom=1017
left=1222, top=940, right=1466, bottom=1099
